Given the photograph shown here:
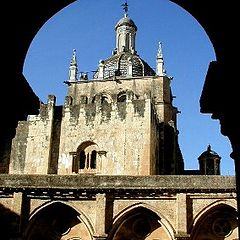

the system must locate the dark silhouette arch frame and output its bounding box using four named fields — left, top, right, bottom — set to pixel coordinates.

left=6, top=0, right=240, bottom=234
